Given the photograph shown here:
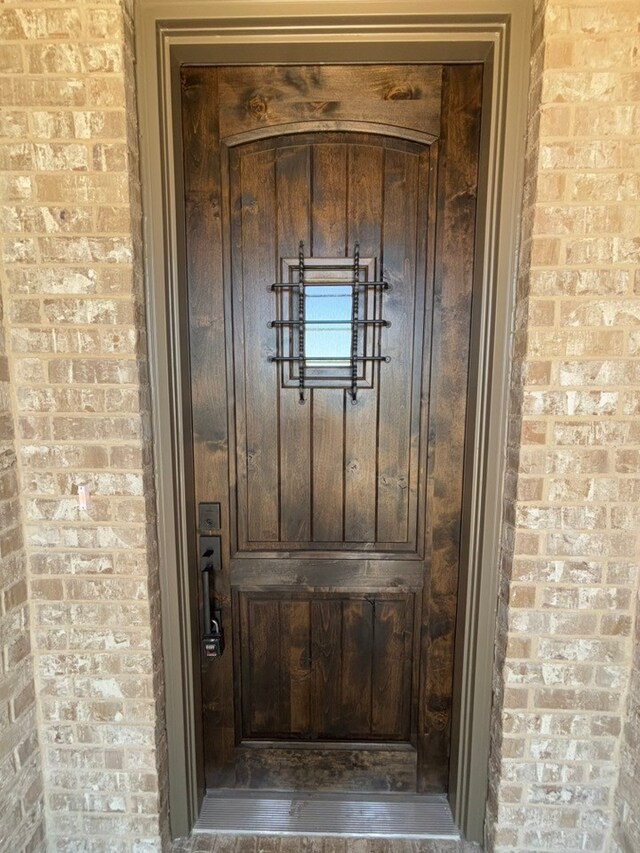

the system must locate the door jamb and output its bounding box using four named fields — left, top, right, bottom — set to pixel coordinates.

left=135, top=1, right=533, bottom=843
